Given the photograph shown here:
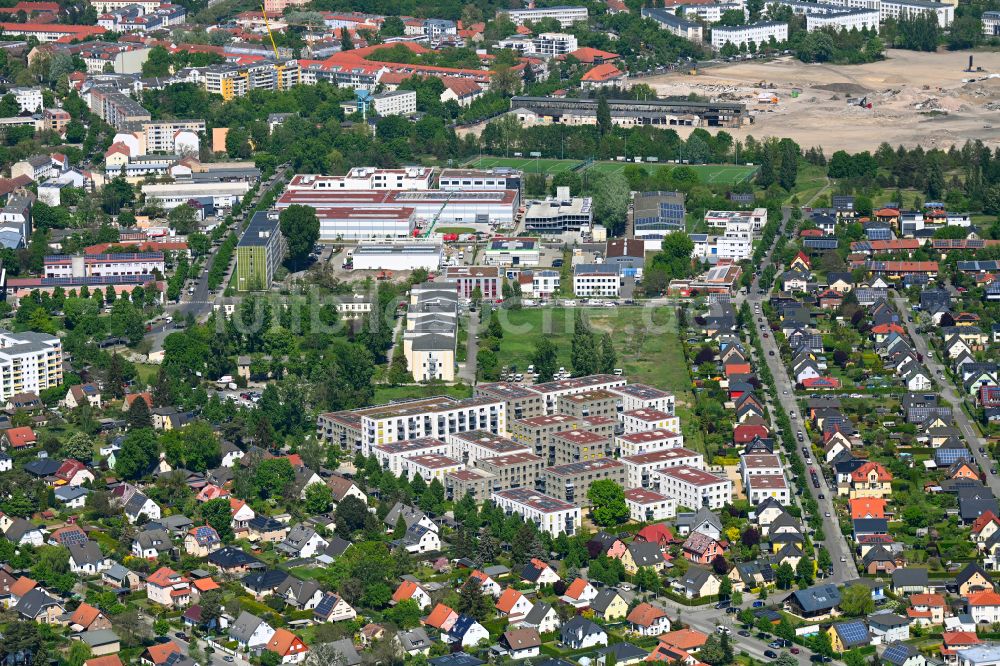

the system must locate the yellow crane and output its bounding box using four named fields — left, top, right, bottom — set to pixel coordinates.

left=260, top=4, right=280, bottom=59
